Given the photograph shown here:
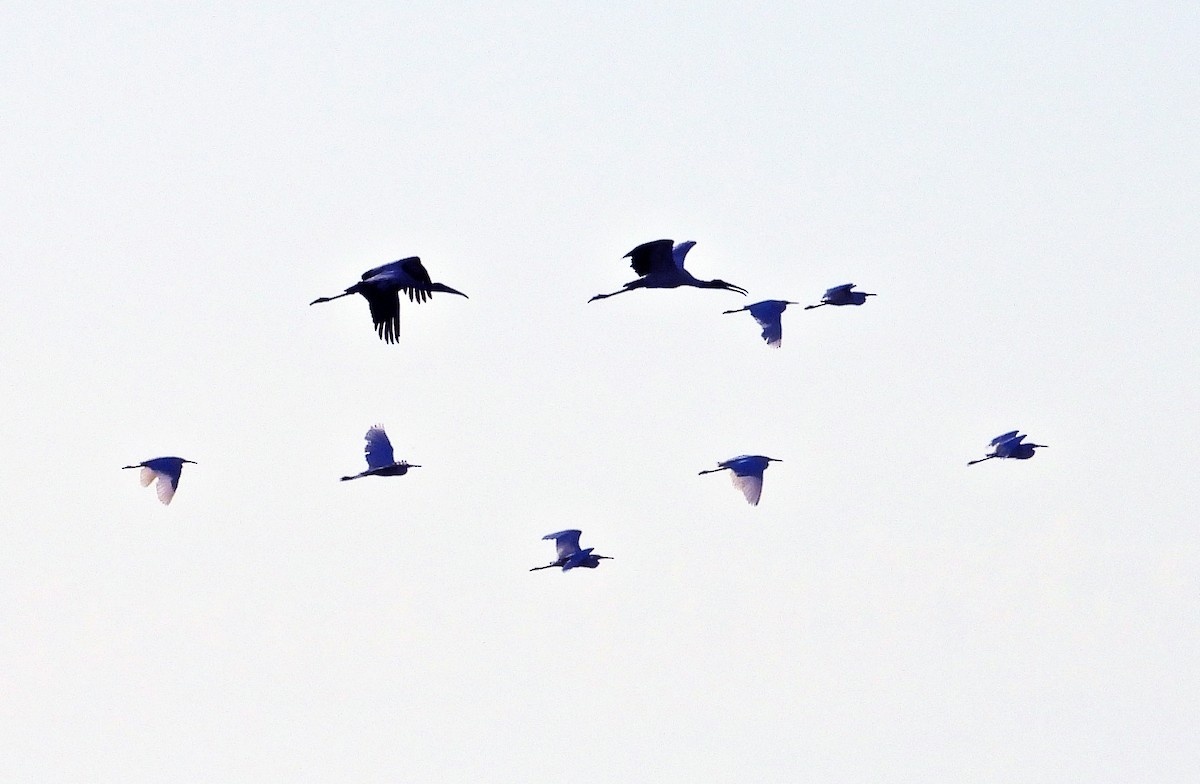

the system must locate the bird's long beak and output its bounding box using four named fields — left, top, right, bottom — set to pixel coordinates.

left=432, top=284, right=468, bottom=298
left=730, top=284, right=749, bottom=295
